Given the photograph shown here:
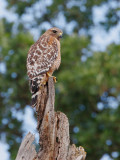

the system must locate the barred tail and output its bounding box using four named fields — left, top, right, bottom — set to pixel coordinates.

left=29, top=75, right=44, bottom=108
